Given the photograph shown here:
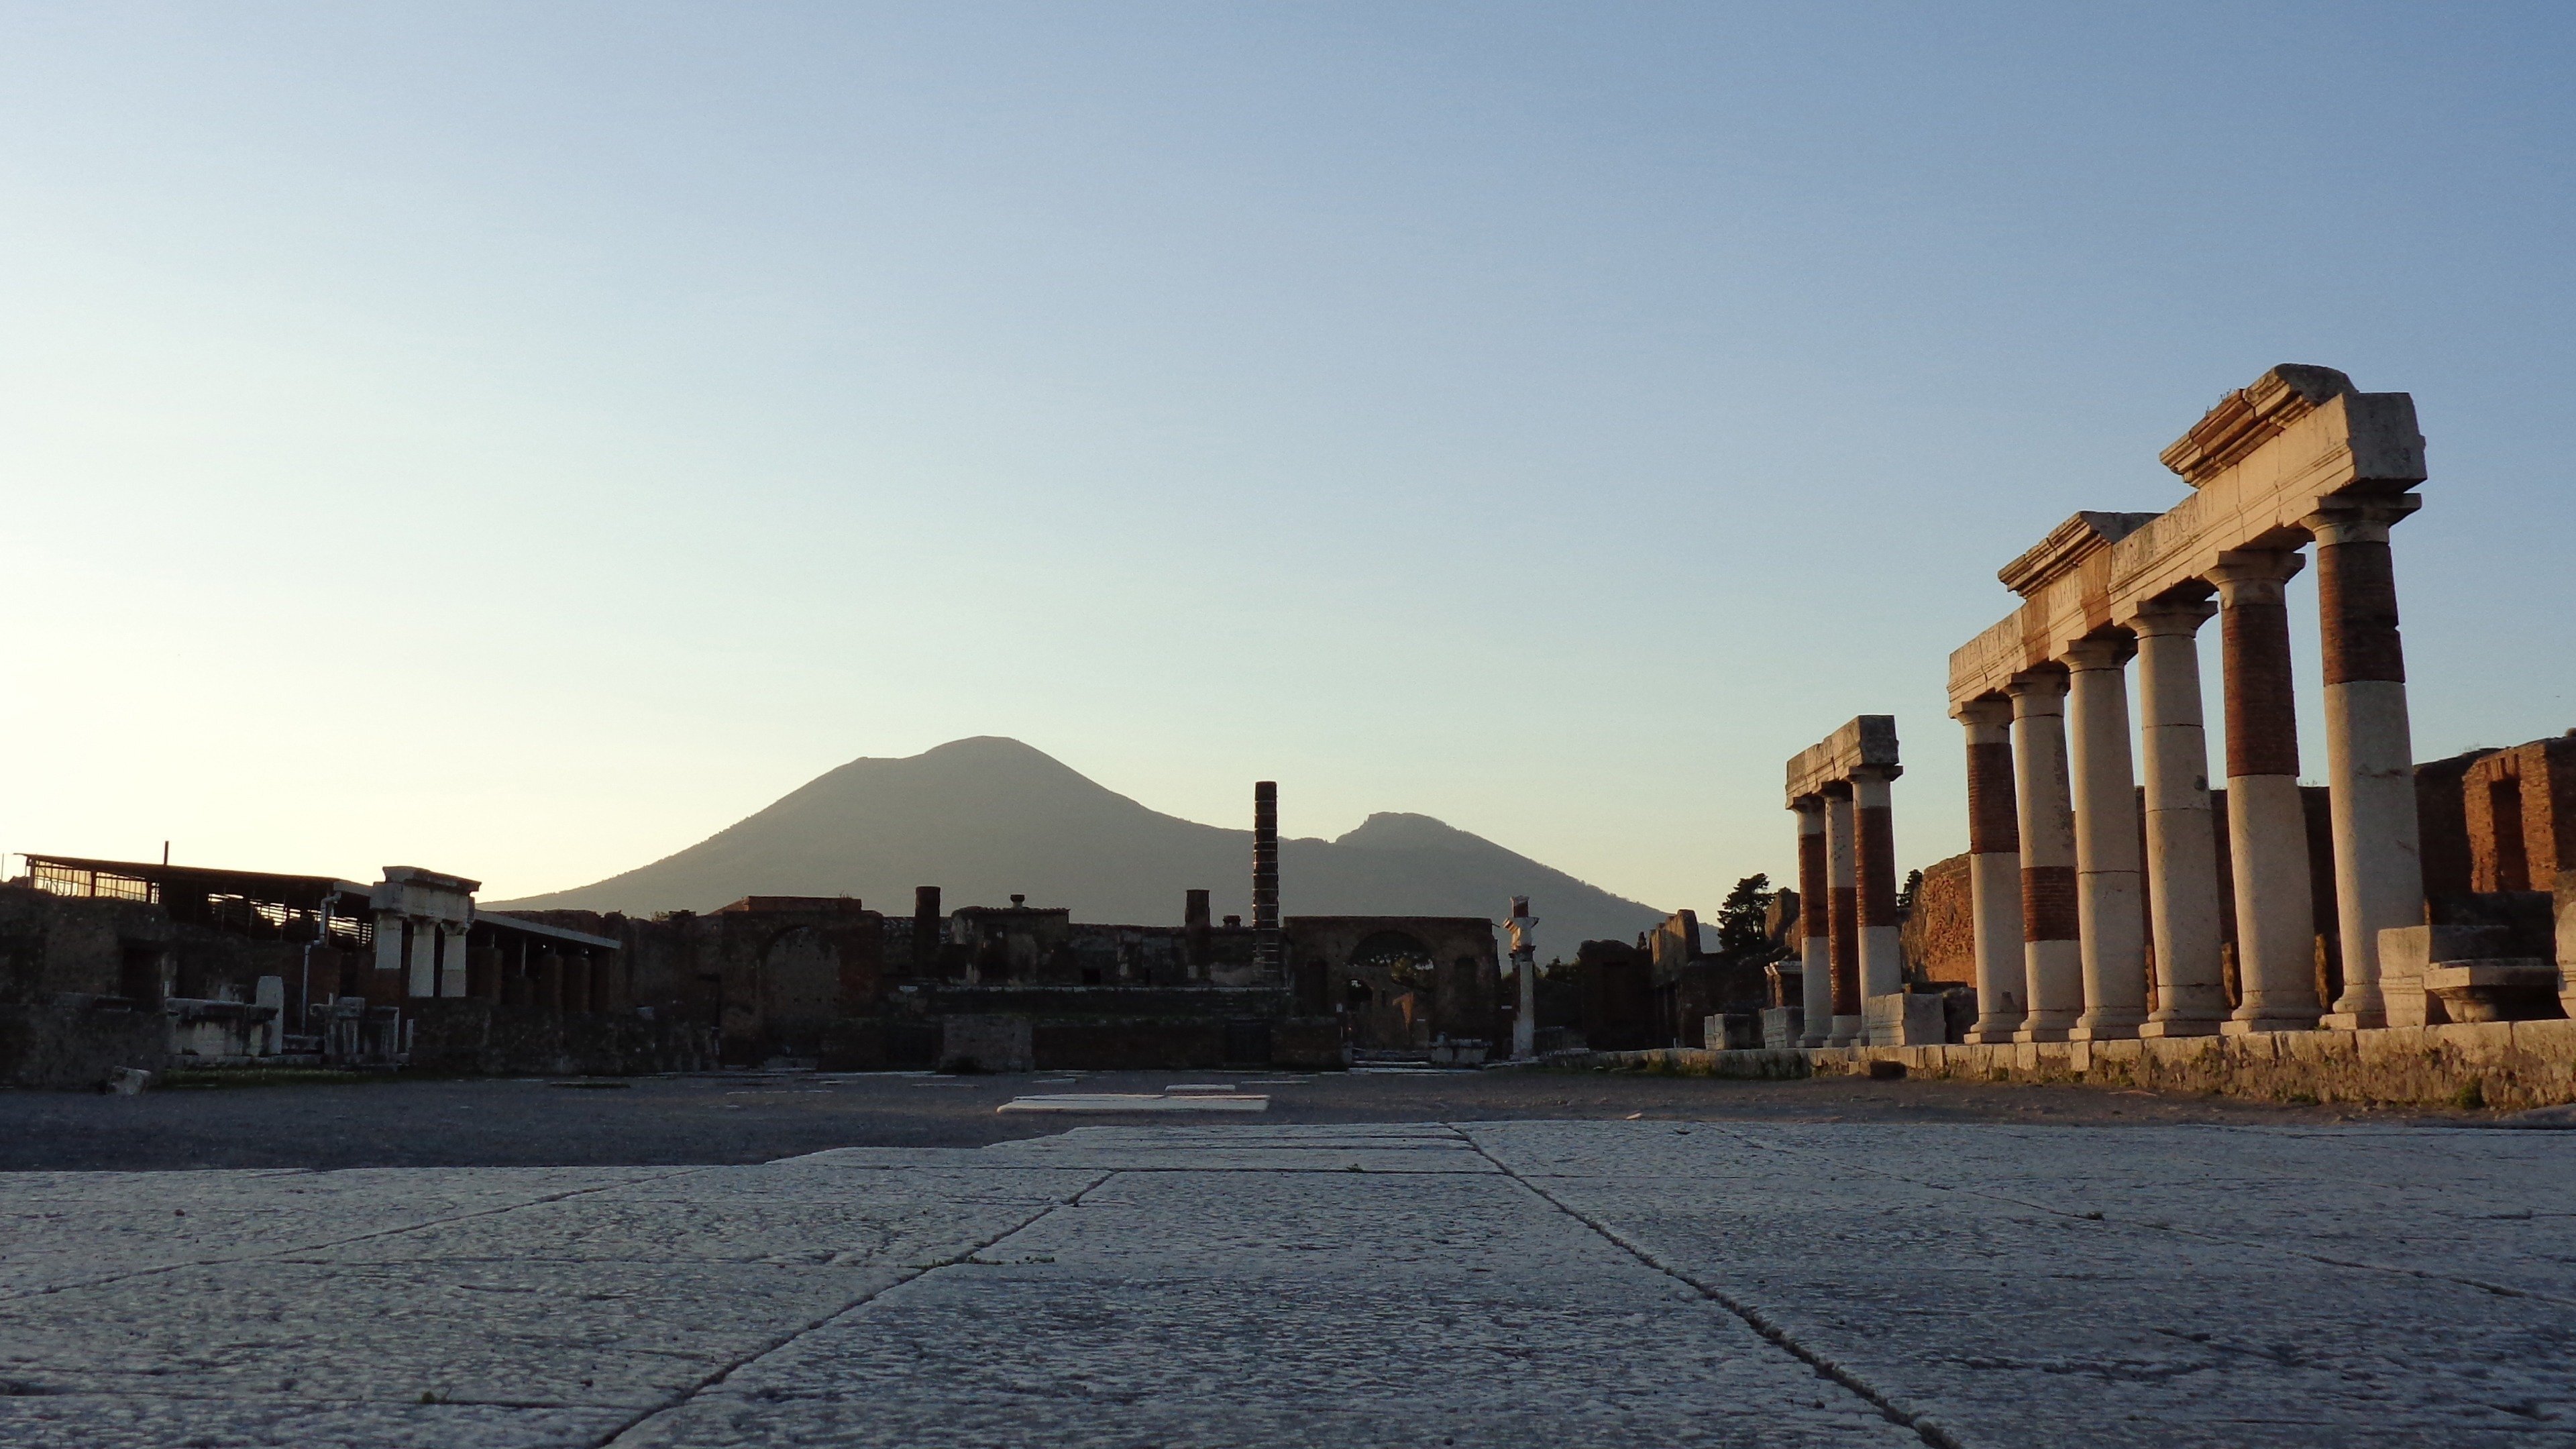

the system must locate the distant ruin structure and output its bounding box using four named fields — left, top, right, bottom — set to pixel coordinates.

left=1785, top=717, right=1931, bottom=1046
